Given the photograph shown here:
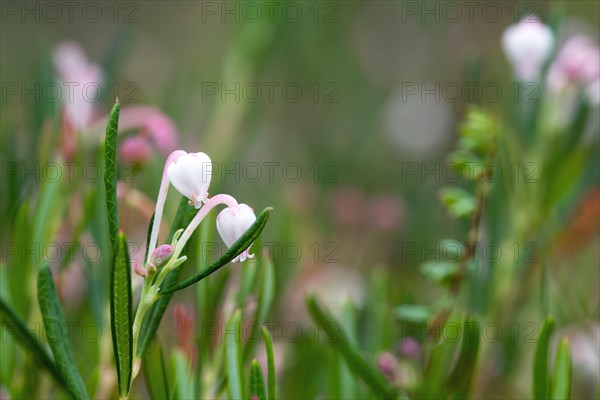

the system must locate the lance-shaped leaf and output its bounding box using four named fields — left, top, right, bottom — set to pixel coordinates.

left=0, top=297, right=67, bottom=392
left=161, top=207, right=272, bottom=294
left=110, top=233, right=133, bottom=397
left=306, top=295, right=397, bottom=400
left=136, top=197, right=199, bottom=357
left=261, top=326, right=276, bottom=400
left=550, top=337, right=572, bottom=400
left=37, top=265, right=89, bottom=400
left=142, top=336, right=170, bottom=400
left=447, top=318, right=481, bottom=399
left=104, top=100, right=121, bottom=251
left=249, top=359, right=267, bottom=400
left=533, top=317, right=555, bottom=400
left=225, top=310, right=244, bottom=400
